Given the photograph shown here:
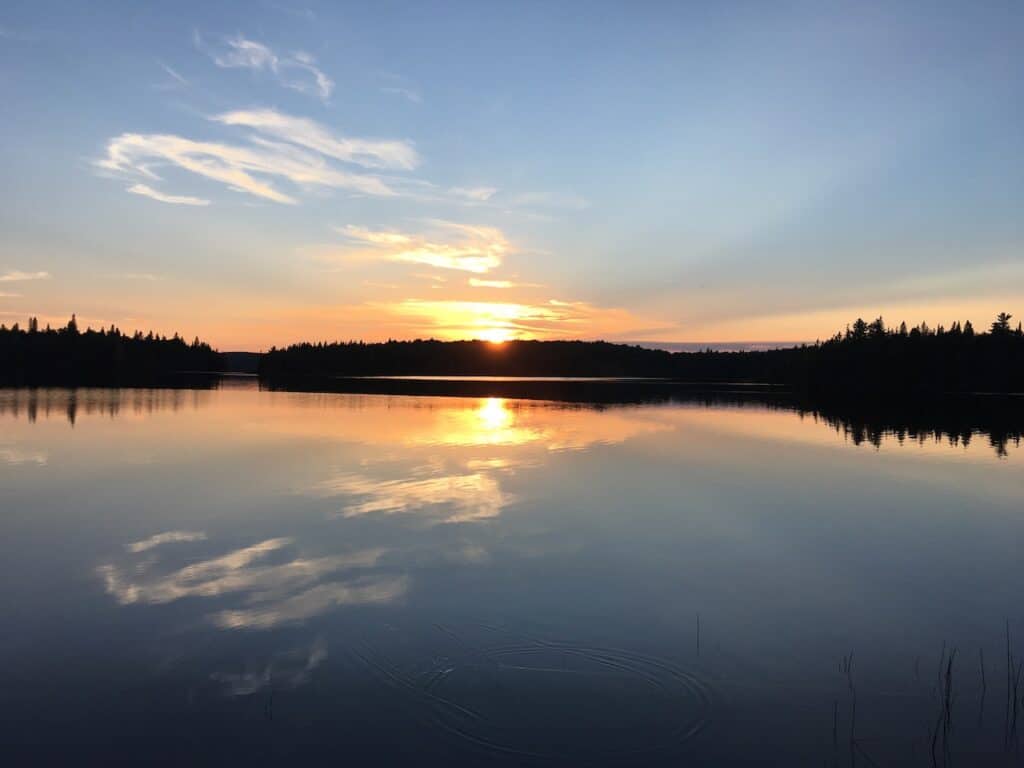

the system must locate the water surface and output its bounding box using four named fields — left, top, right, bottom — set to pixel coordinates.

left=1, top=382, right=1022, bottom=765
